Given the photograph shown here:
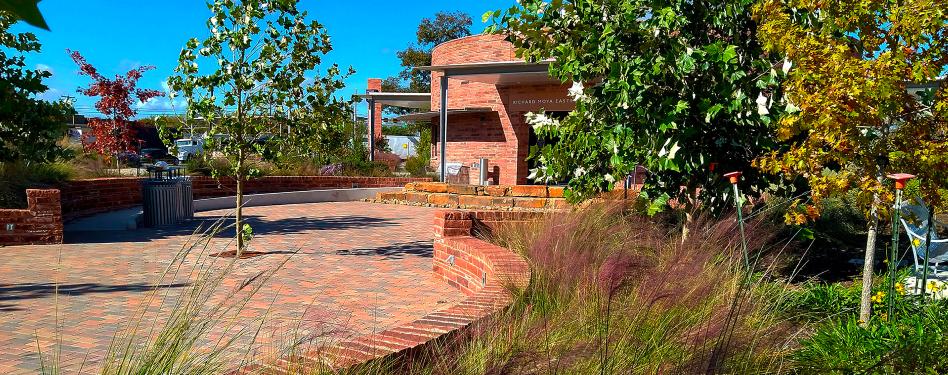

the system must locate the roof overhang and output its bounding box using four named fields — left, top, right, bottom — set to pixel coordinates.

left=353, top=92, right=431, bottom=109
left=396, top=107, right=495, bottom=122
left=417, top=60, right=559, bottom=86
